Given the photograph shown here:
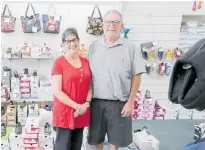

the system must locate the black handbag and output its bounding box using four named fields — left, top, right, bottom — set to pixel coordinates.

left=86, top=5, right=104, bottom=36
